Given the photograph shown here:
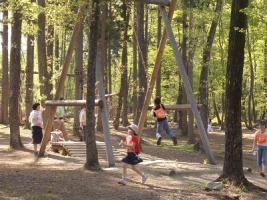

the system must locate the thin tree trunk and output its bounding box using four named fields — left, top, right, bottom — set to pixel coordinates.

left=221, top=0, right=248, bottom=185
left=73, top=23, right=84, bottom=137
left=199, top=0, right=223, bottom=131
left=187, top=0, right=195, bottom=144
left=54, top=34, right=60, bottom=71
left=132, top=2, right=138, bottom=123
left=1, top=3, right=9, bottom=124
left=121, top=1, right=130, bottom=127
left=46, top=24, right=54, bottom=99
left=9, top=8, right=23, bottom=149
left=246, top=28, right=254, bottom=130
left=37, top=0, right=48, bottom=98
left=25, top=35, right=35, bottom=129
left=156, top=7, right=162, bottom=97
left=85, top=0, right=100, bottom=170
left=135, top=1, right=147, bottom=123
